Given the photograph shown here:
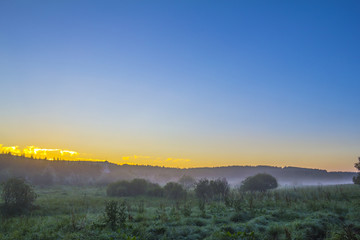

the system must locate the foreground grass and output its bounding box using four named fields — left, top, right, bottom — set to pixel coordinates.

left=1, top=185, right=360, bottom=240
